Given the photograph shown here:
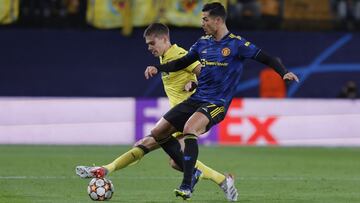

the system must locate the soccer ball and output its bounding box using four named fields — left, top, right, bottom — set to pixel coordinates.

left=87, top=178, right=114, bottom=201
